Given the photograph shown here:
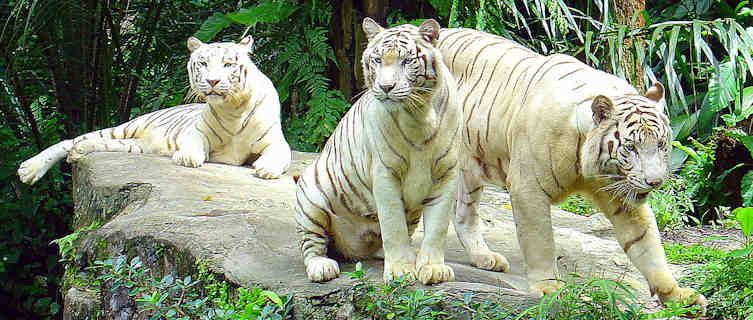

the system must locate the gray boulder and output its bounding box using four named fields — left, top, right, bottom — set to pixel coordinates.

left=63, top=152, right=676, bottom=319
